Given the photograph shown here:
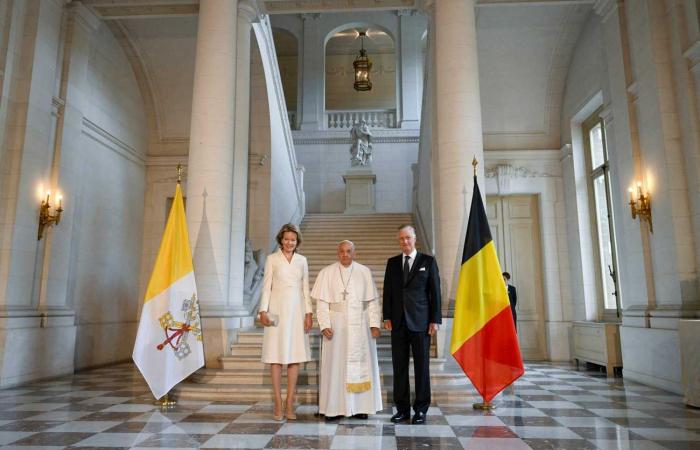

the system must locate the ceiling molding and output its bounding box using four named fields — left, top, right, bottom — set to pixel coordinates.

left=82, top=0, right=198, bottom=19
left=264, top=0, right=417, bottom=14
